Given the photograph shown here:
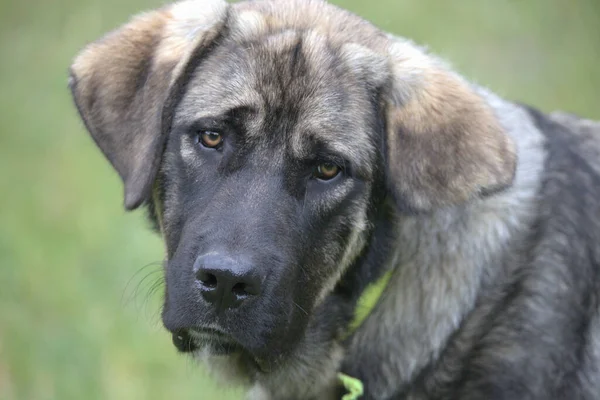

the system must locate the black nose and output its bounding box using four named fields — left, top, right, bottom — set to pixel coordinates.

left=194, top=254, right=263, bottom=311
